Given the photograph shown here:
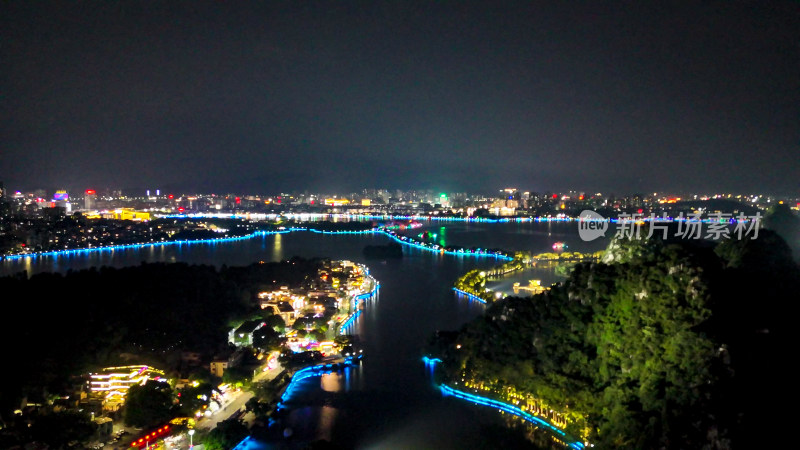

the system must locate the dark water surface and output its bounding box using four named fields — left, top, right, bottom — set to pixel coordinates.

left=1, top=223, right=607, bottom=449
